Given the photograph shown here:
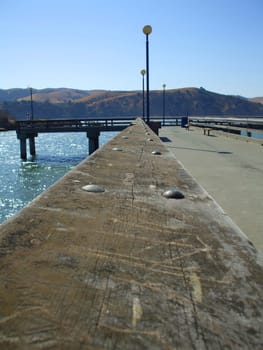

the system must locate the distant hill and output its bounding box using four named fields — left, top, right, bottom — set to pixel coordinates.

left=249, top=97, right=263, bottom=105
left=0, top=88, right=30, bottom=102
left=1, top=87, right=263, bottom=120
left=16, top=88, right=95, bottom=104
